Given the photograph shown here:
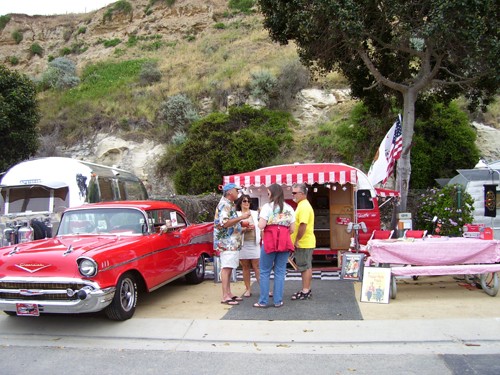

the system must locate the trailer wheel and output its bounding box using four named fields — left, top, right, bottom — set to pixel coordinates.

left=480, top=272, right=499, bottom=297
